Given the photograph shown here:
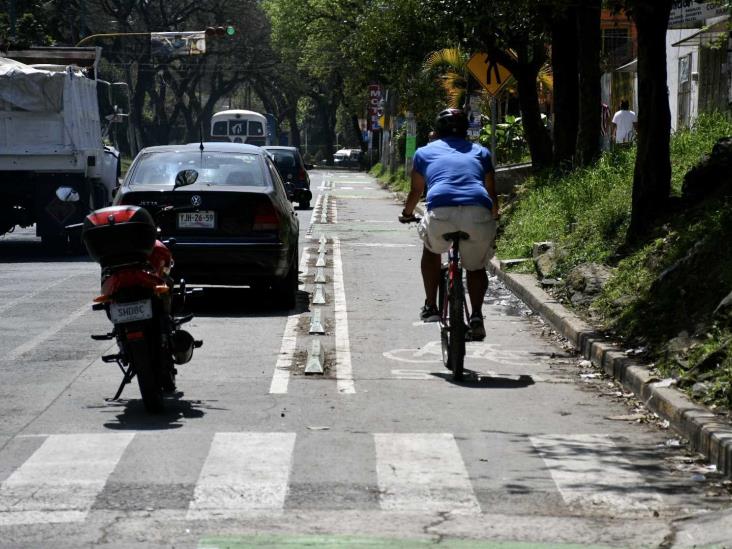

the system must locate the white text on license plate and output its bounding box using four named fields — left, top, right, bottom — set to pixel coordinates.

left=178, top=211, right=215, bottom=229
left=110, top=299, right=153, bottom=324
